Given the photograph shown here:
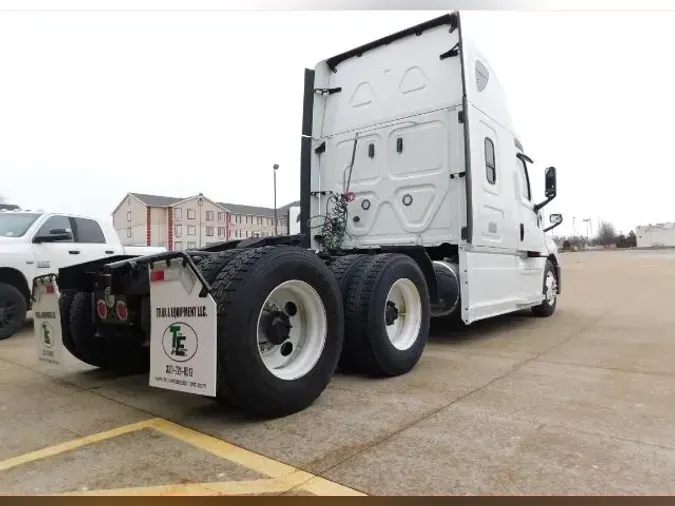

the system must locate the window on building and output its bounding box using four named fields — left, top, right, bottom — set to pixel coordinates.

left=206, top=226, right=214, bottom=236
left=485, top=137, right=496, bottom=184
left=174, top=241, right=183, bottom=250
left=73, top=218, right=106, bottom=243
left=218, top=227, right=225, bottom=237
left=257, top=217, right=262, bottom=225
left=127, top=211, right=131, bottom=222
left=127, top=197, right=131, bottom=206
left=187, top=209, right=196, bottom=219
left=187, top=241, right=196, bottom=249
left=174, top=208, right=182, bottom=220
left=175, top=224, right=182, bottom=237
left=205, top=211, right=214, bottom=221
left=218, top=212, right=226, bottom=222
left=127, top=227, right=132, bottom=238
left=187, top=225, right=196, bottom=235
